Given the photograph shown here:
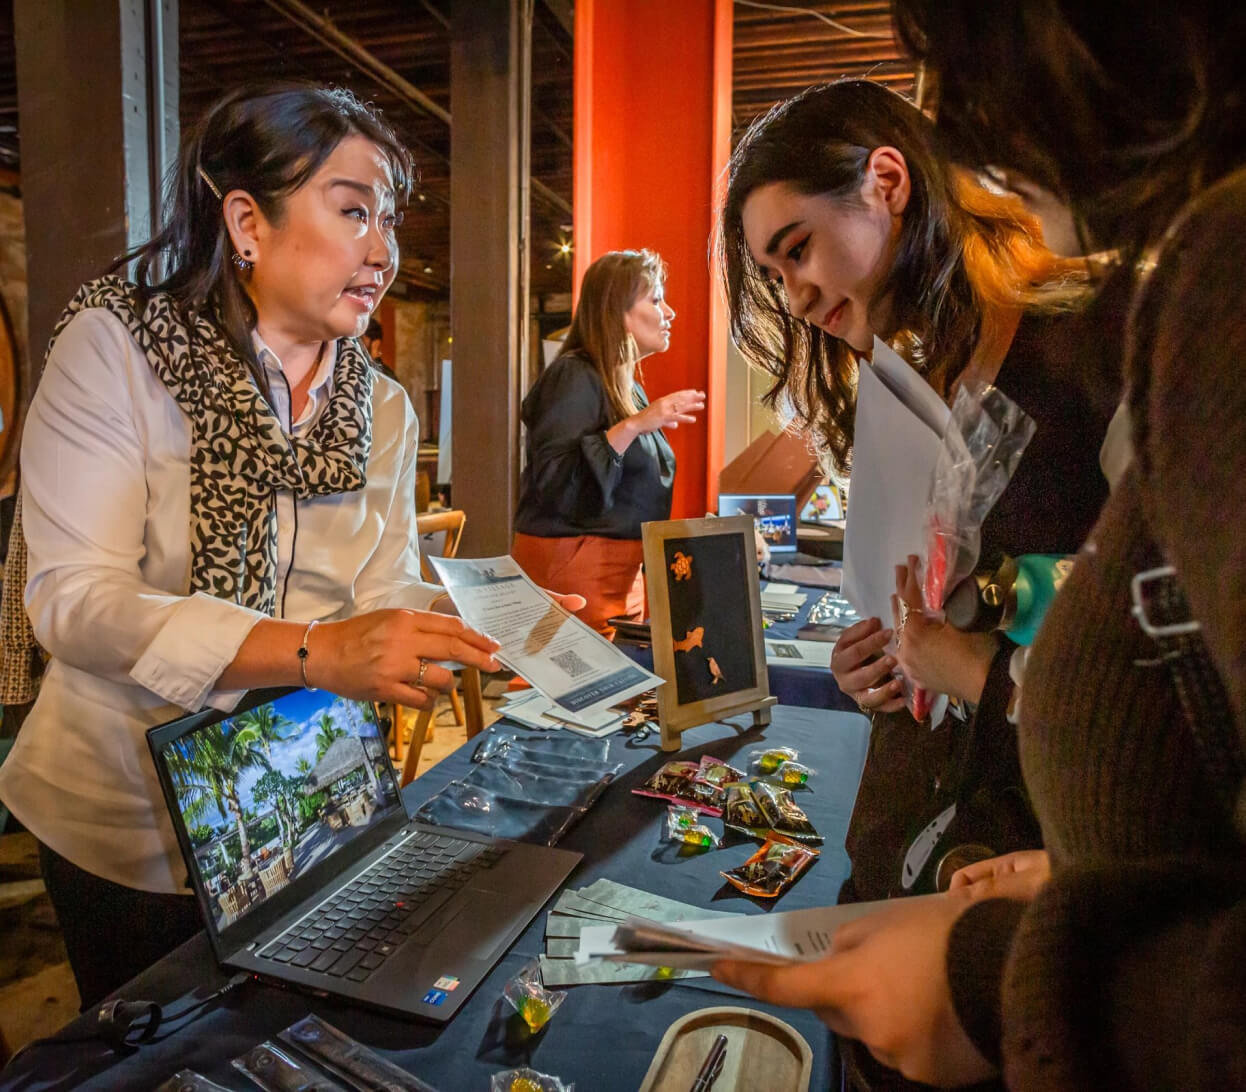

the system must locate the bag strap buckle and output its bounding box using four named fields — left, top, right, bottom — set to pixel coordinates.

left=1130, top=565, right=1201, bottom=640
